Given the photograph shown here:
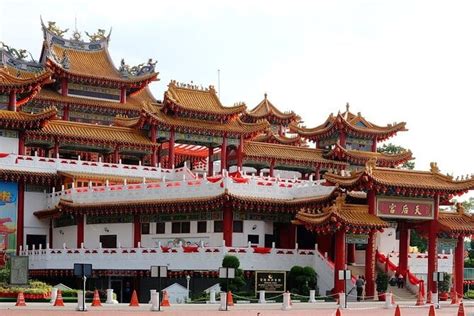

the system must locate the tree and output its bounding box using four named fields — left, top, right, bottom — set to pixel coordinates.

left=219, top=255, right=246, bottom=292
left=410, top=230, right=427, bottom=253
left=287, top=266, right=317, bottom=295
left=377, top=143, right=415, bottom=170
